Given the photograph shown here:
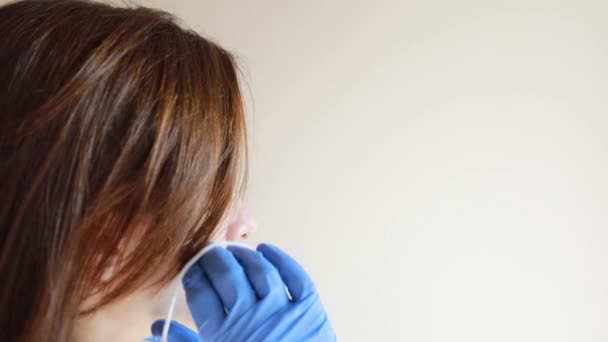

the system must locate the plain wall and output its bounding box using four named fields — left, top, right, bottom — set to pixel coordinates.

left=5, top=0, right=606, bottom=340
left=140, top=1, right=608, bottom=341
